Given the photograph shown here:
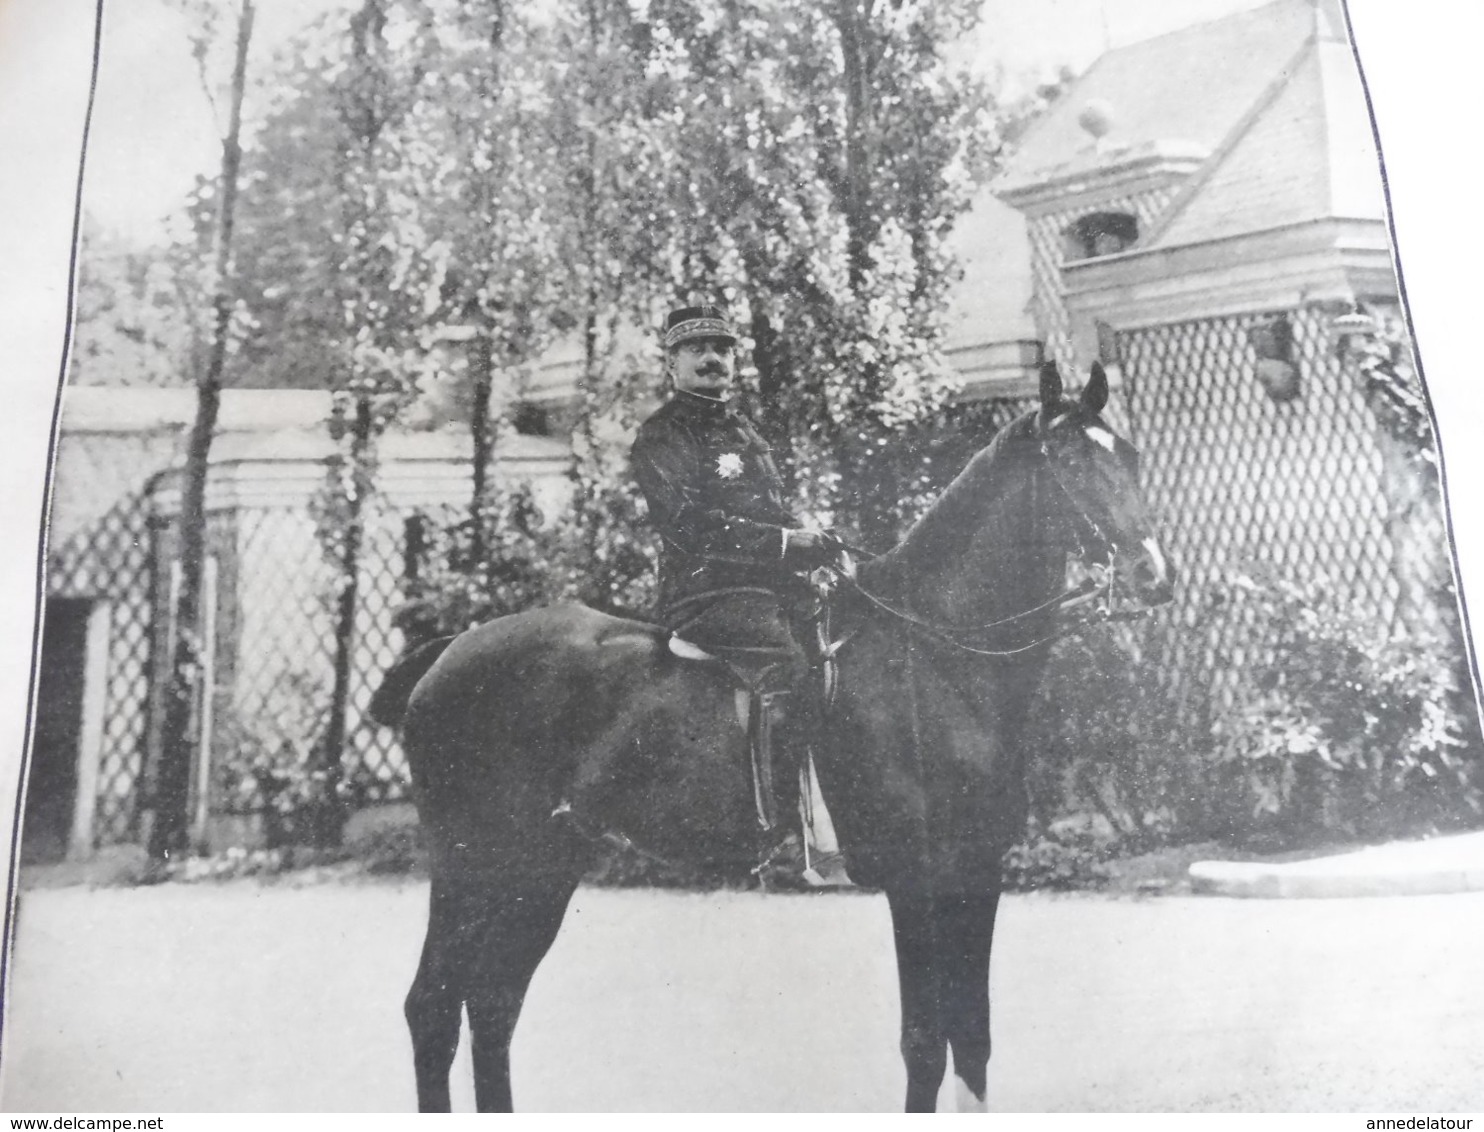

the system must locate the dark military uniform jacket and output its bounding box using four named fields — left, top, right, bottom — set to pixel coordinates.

left=631, top=389, right=804, bottom=626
